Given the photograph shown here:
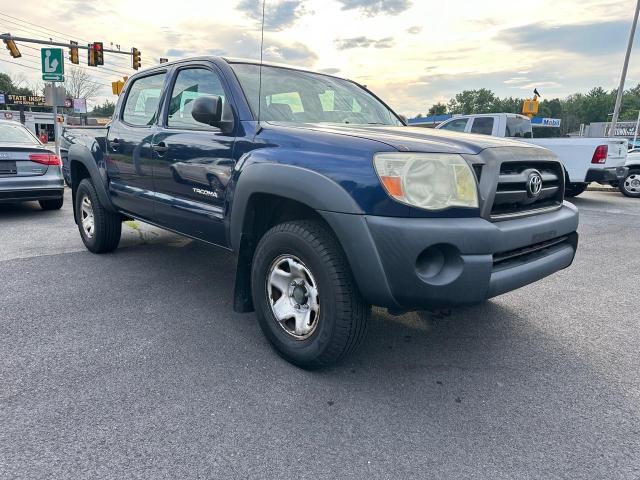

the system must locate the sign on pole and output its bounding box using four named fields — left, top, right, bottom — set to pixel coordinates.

left=41, top=48, right=64, bottom=82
